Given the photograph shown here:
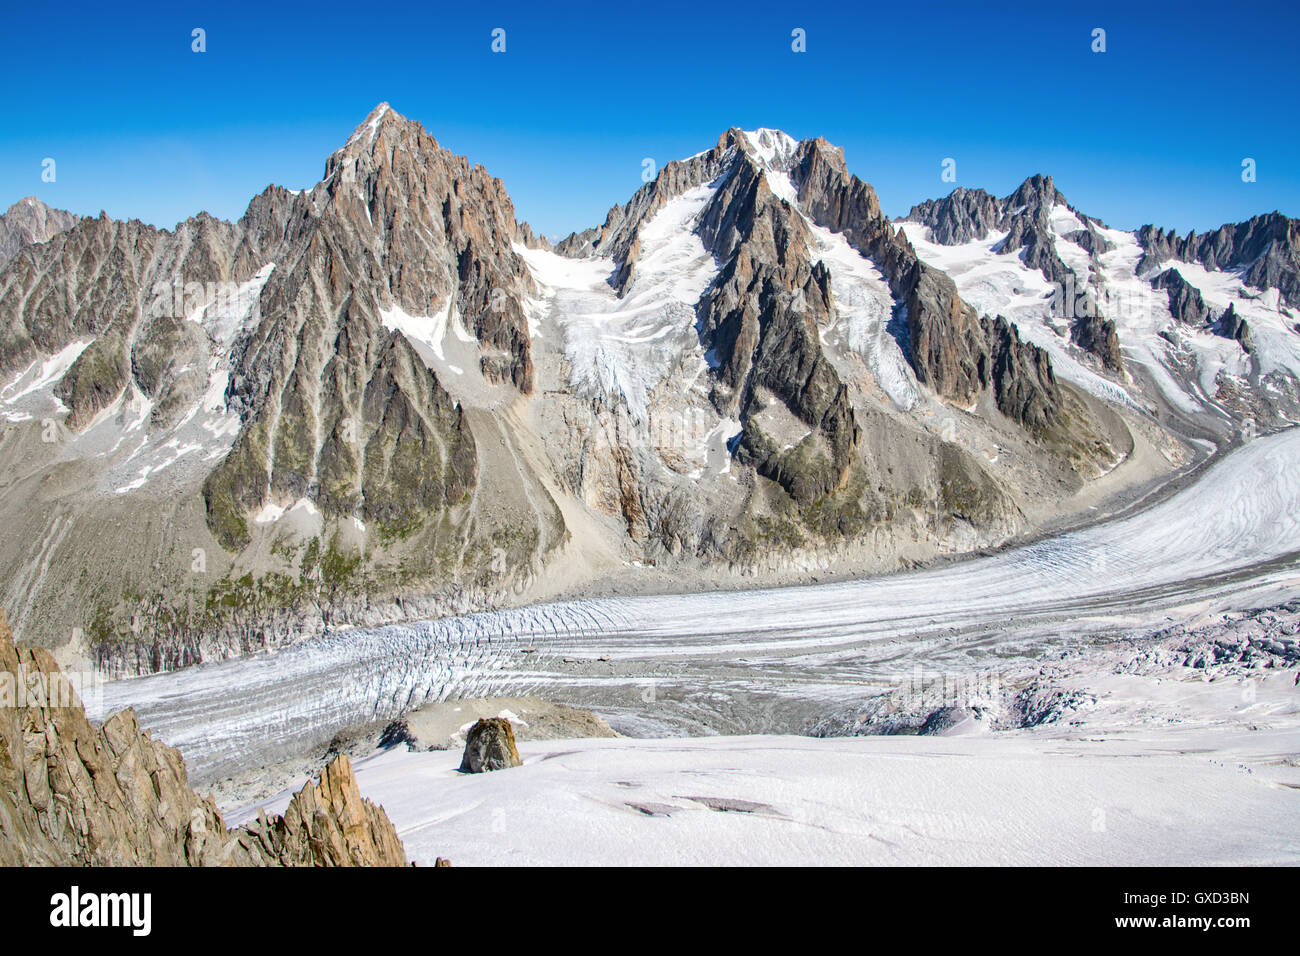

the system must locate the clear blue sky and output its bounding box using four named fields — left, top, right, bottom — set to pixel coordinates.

left=3, top=0, right=1296, bottom=239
